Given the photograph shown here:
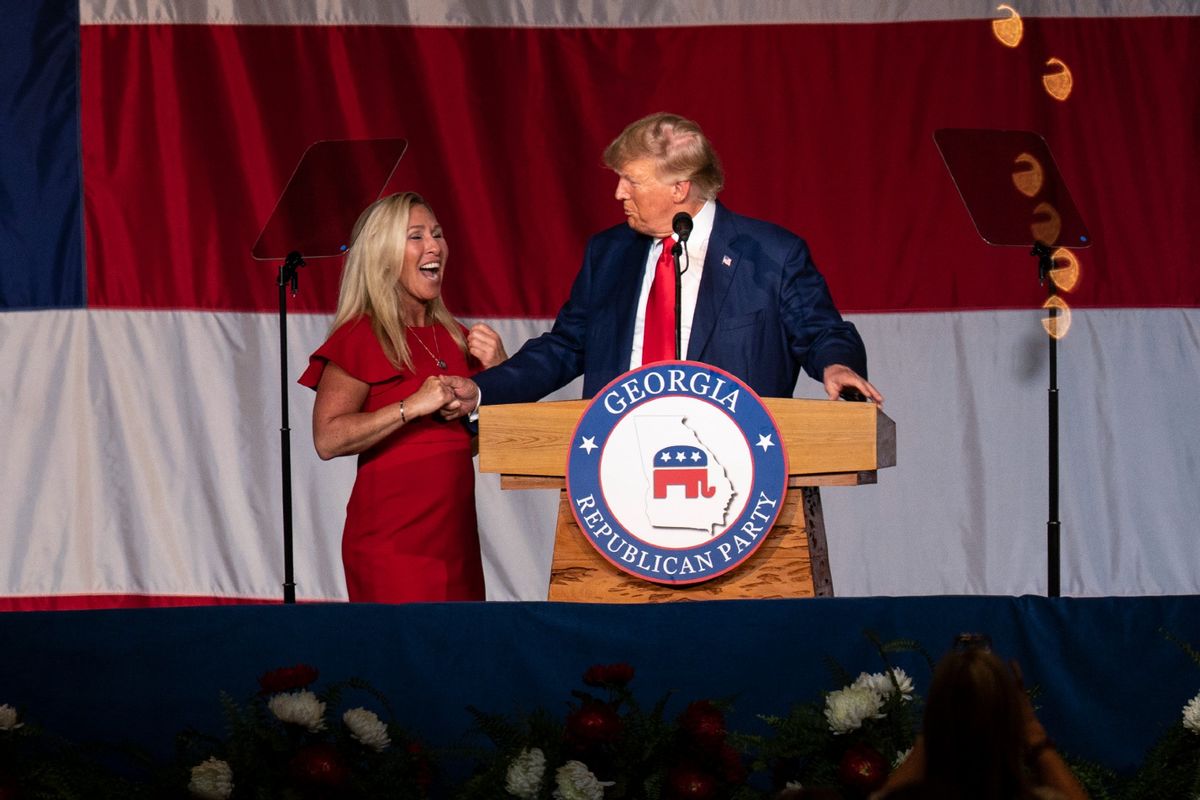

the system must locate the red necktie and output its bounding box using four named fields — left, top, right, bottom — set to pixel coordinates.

left=641, top=237, right=676, bottom=364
